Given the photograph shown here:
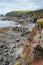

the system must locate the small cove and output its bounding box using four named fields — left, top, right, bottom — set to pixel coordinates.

left=0, top=20, right=21, bottom=29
